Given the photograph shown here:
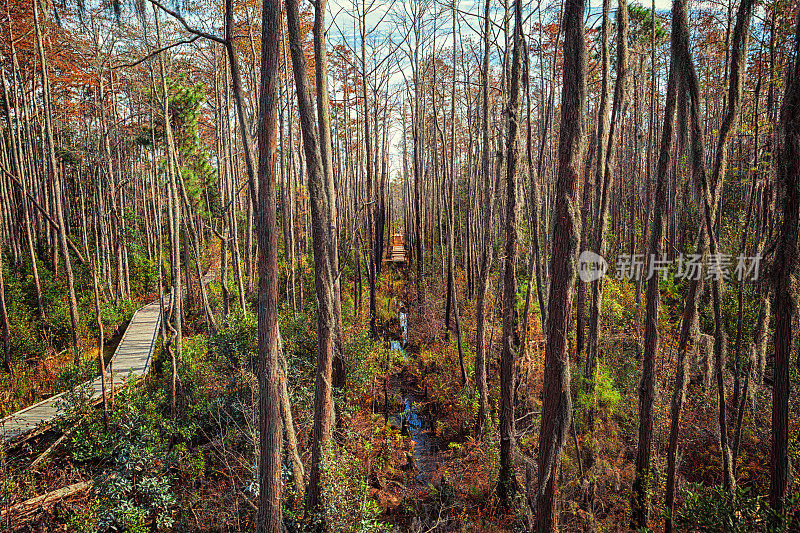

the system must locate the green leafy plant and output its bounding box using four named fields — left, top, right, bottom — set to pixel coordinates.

left=673, top=484, right=800, bottom=532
